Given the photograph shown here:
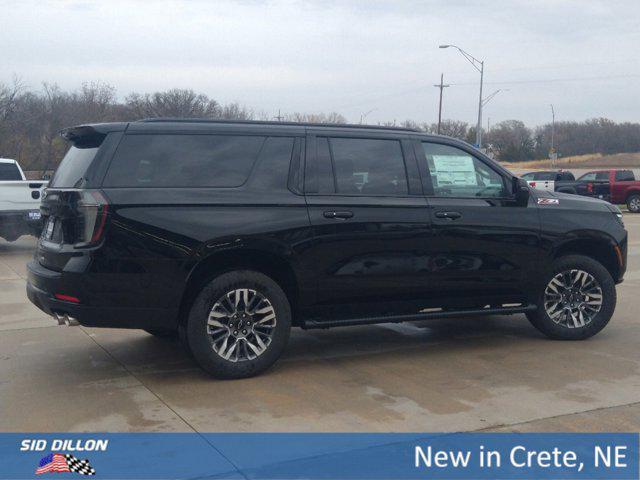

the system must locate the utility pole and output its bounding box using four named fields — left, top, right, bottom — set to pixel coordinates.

left=433, top=73, right=450, bottom=134
left=273, top=109, right=284, bottom=122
